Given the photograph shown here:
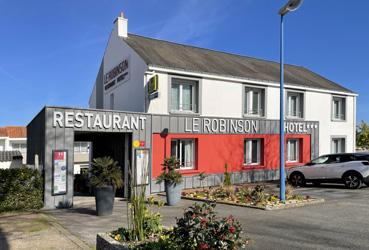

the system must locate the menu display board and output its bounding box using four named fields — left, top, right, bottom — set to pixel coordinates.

left=135, top=149, right=149, bottom=185
left=52, top=150, right=68, bottom=195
